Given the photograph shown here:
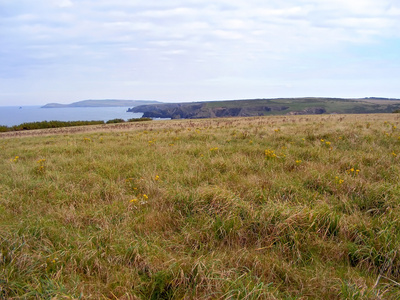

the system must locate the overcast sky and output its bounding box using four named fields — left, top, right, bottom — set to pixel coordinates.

left=1, top=0, right=399, bottom=105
